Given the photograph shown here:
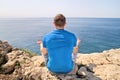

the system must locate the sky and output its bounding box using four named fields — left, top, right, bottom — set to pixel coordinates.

left=0, top=0, right=120, bottom=18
